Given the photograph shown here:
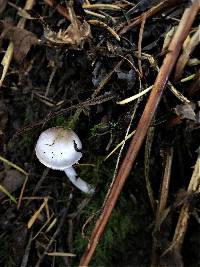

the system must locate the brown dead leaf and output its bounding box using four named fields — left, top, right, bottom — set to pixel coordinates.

left=0, top=20, right=38, bottom=63
left=44, top=20, right=91, bottom=49
left=0, top=169, right=25, bottom=199
left=174, top=103, right=196, bottom=121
